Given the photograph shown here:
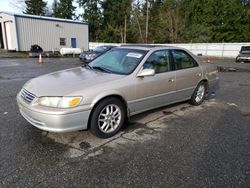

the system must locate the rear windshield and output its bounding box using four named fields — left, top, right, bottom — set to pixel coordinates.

left=240, top=50, right=250, bottom=54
